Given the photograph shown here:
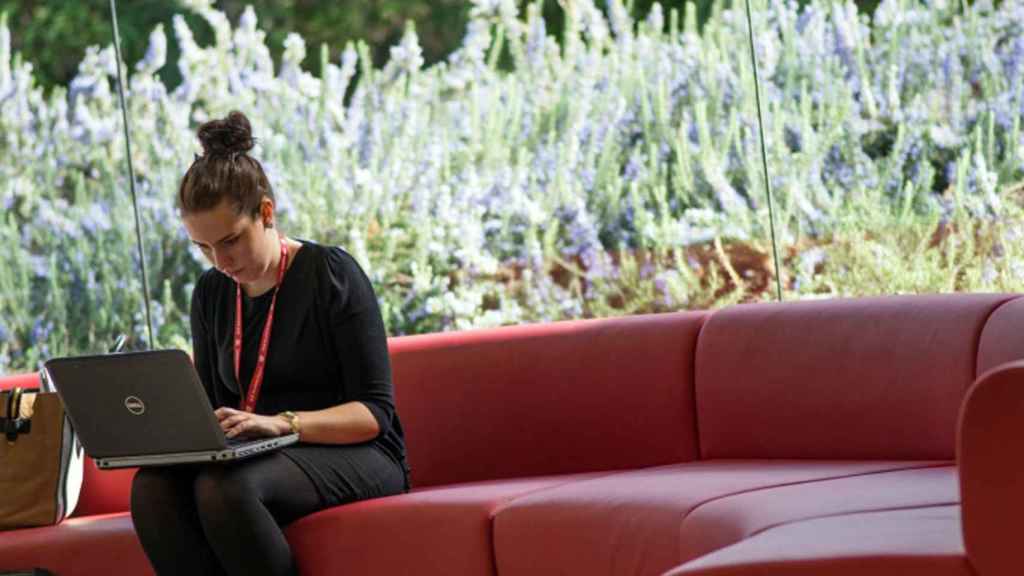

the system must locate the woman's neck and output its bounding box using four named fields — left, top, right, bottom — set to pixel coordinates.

left=242, top=233, right=294, bottom=298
